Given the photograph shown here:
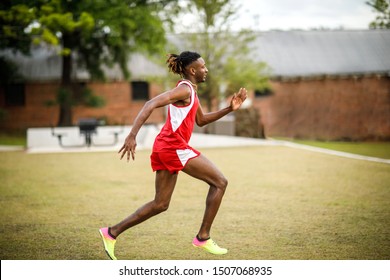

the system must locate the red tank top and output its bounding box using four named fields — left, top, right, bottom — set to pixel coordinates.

left=153, top=80, right=199, bottom=152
